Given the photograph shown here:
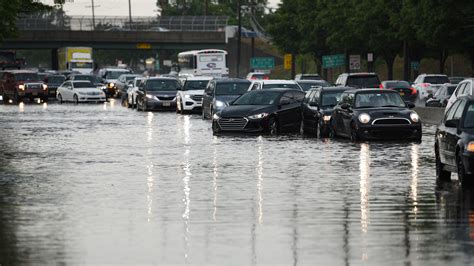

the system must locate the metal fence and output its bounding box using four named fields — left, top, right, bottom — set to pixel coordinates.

left=16, top=15, right=229, bottom=32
